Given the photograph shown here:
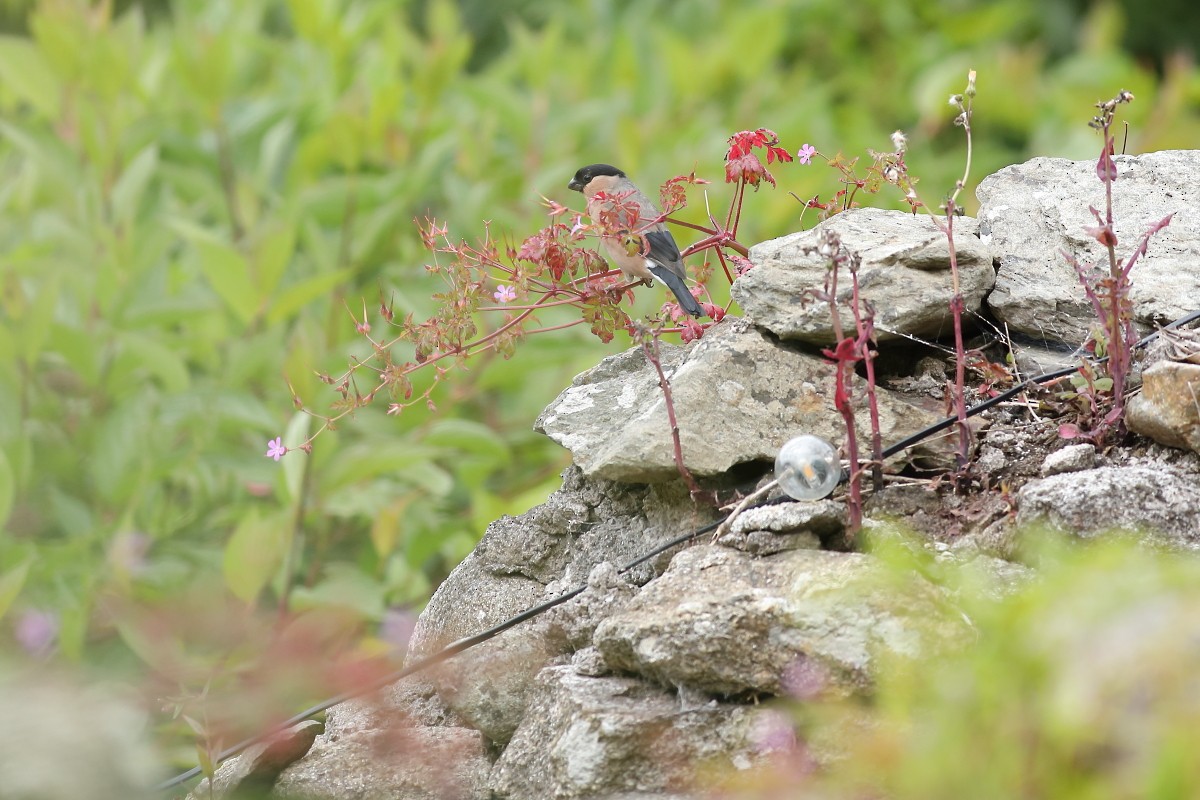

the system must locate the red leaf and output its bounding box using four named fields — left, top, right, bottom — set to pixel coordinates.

left=1096, top=149, right=1117, bottom=182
